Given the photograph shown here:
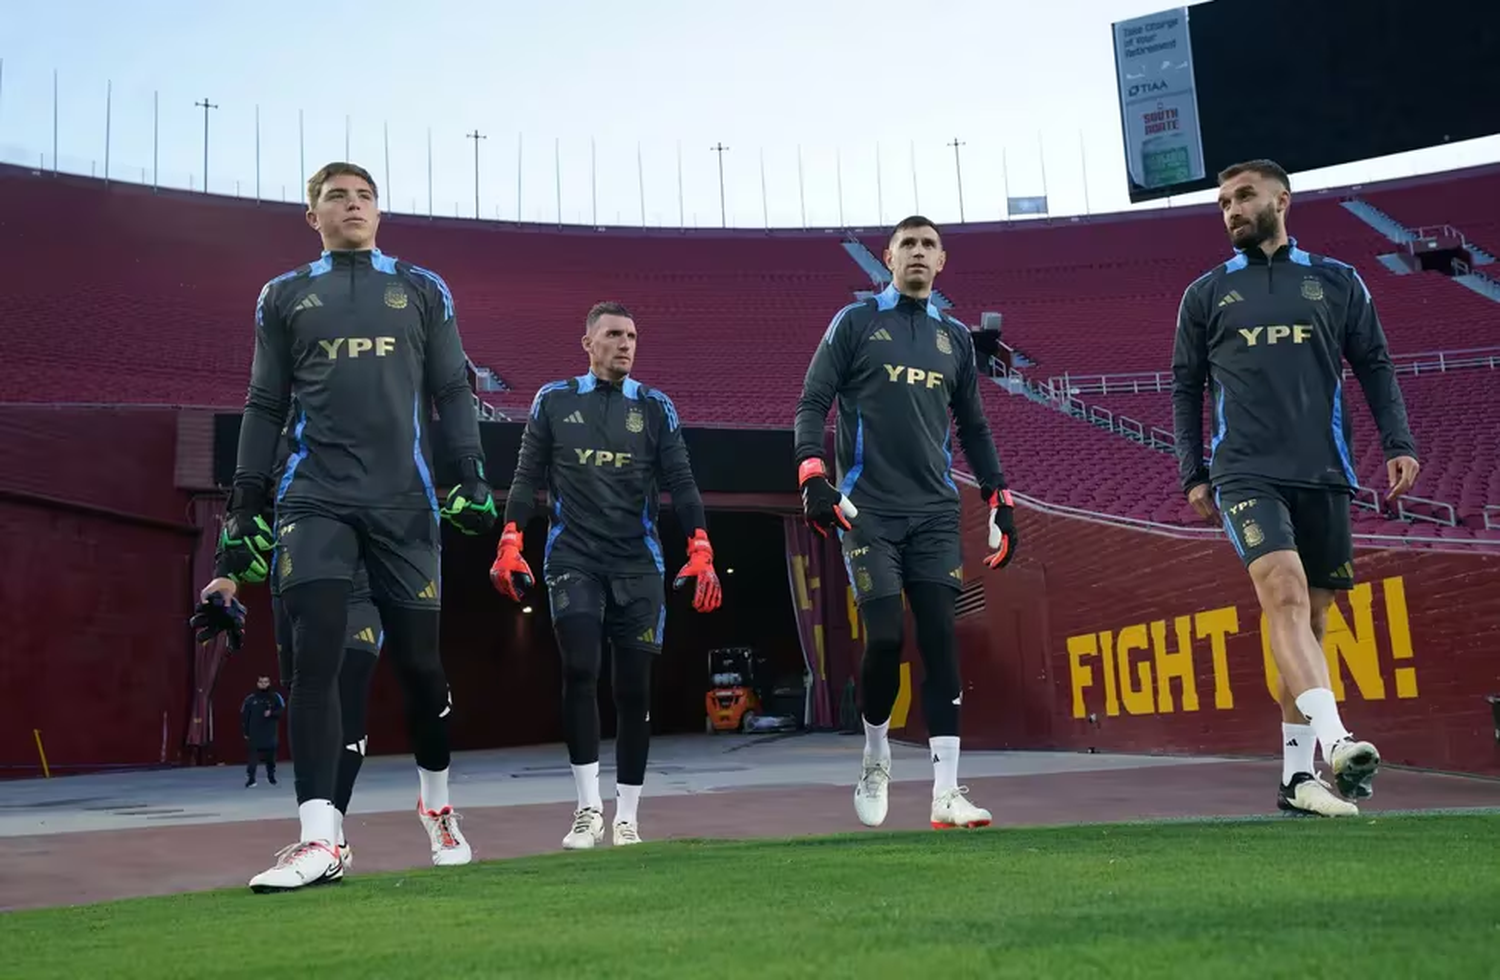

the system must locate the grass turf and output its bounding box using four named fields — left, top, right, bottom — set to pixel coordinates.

left=2, top=814, right=1496, bottom=979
